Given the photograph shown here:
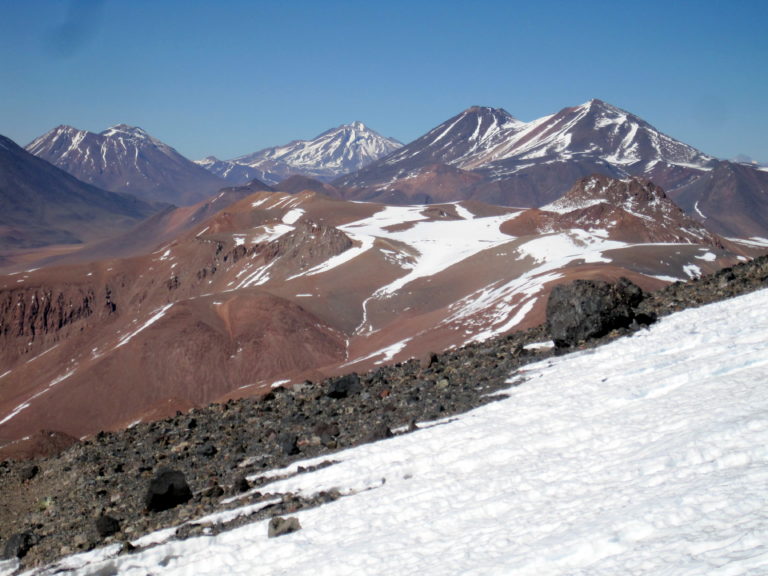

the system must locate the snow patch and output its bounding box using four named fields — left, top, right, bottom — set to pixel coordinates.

left=282, top=208, right=304, bottom=225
